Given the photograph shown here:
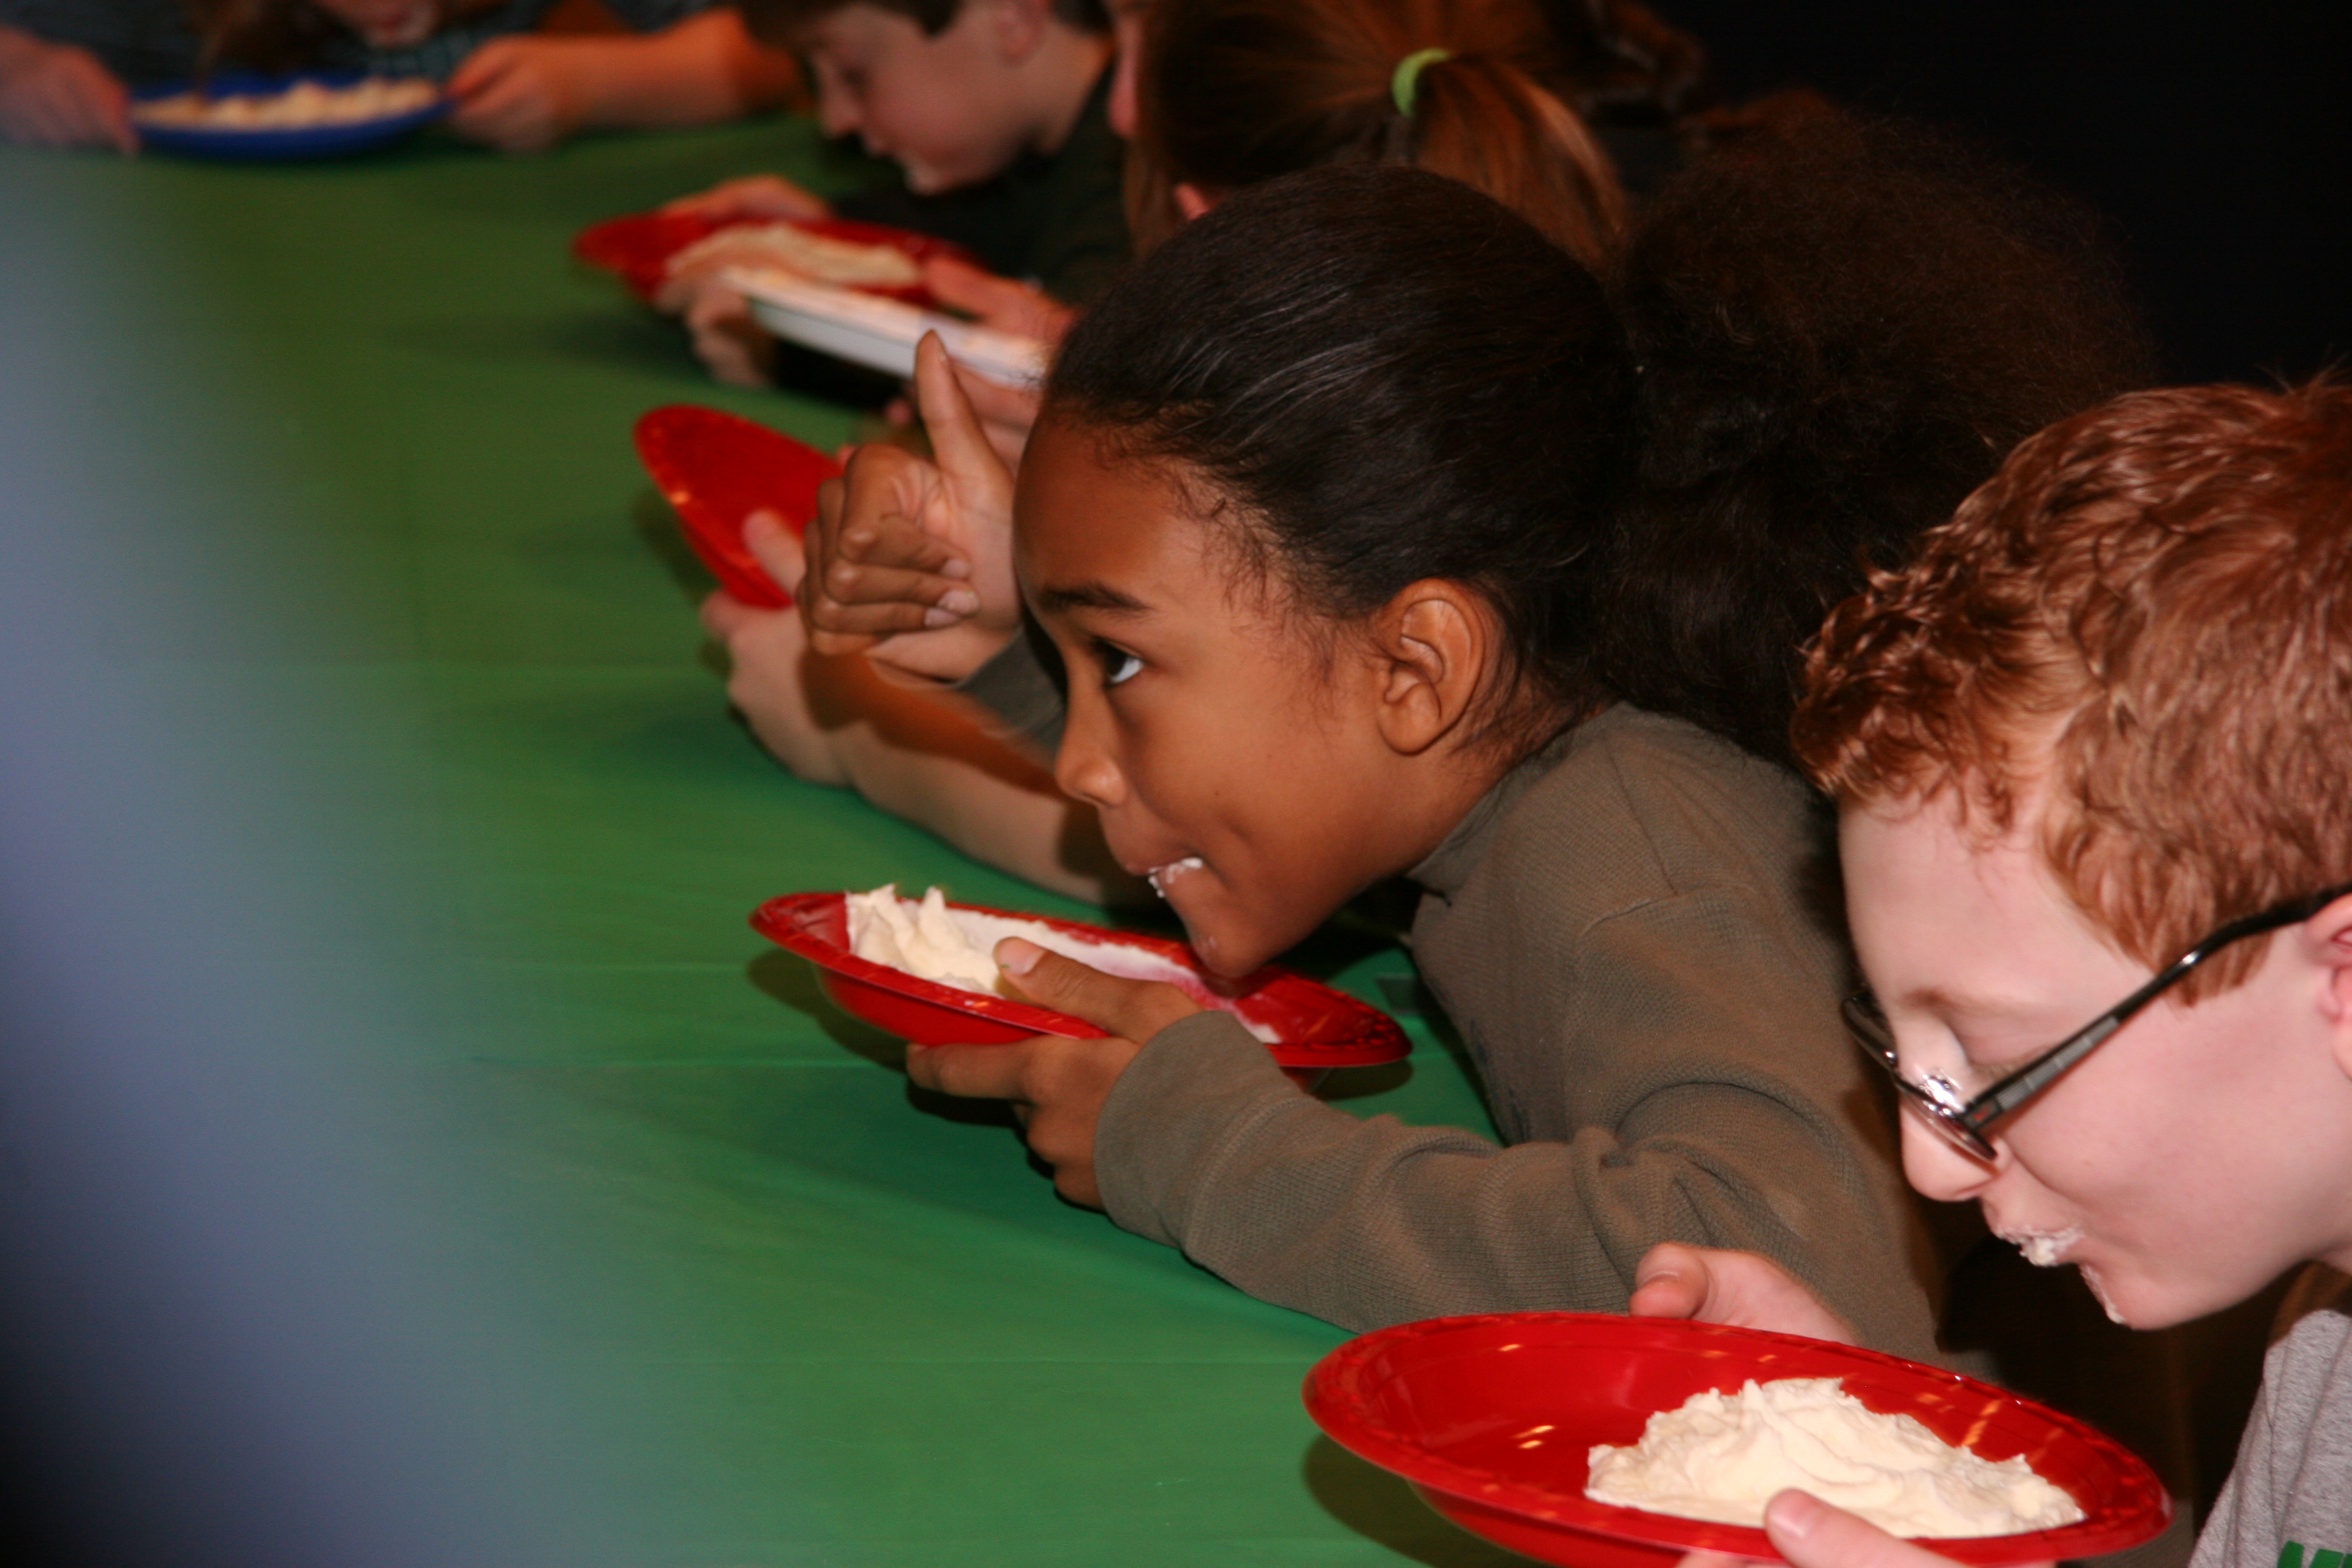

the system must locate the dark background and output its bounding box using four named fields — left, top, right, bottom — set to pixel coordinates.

left=1651, top=0, right=2351, bottom=386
